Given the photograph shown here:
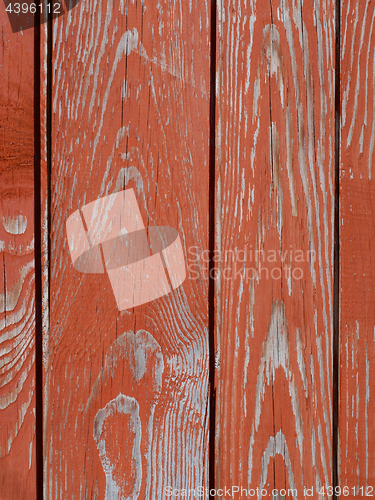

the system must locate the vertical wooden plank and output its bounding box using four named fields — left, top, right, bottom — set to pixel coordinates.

left=340, top=1, right=375, bottom=491
left=46, top=0, right=210, bottom=498
left=0, top=8, right=36, bottom=498
left=215, top=0, right=335, bottom=495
